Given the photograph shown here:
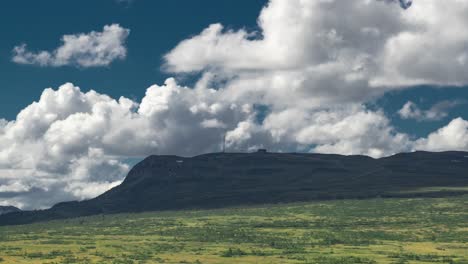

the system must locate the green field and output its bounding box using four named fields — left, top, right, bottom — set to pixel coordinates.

left=0, top=196, right=467, bottom=264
